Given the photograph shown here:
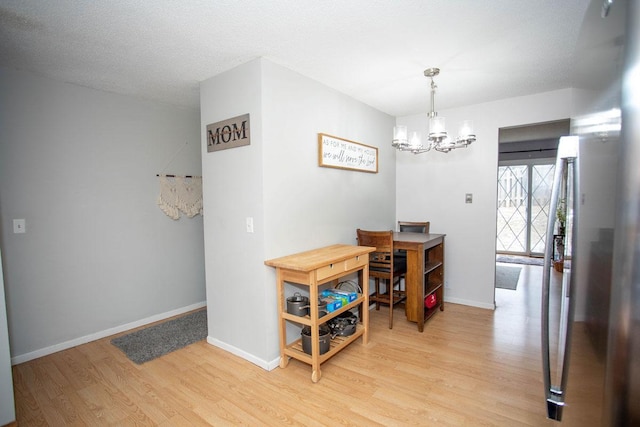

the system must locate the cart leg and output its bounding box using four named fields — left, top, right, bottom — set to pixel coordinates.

left=279, top=355, right=289, bottom=369
left=311, top=368, right=322, bottom=383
